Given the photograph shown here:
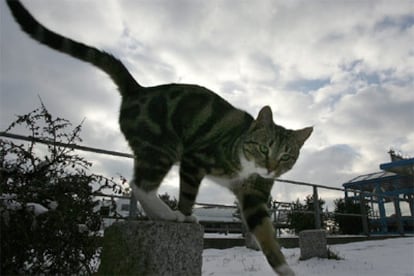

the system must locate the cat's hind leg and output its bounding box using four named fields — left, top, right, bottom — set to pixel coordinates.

left=132, top=159, right=186, bottom=222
